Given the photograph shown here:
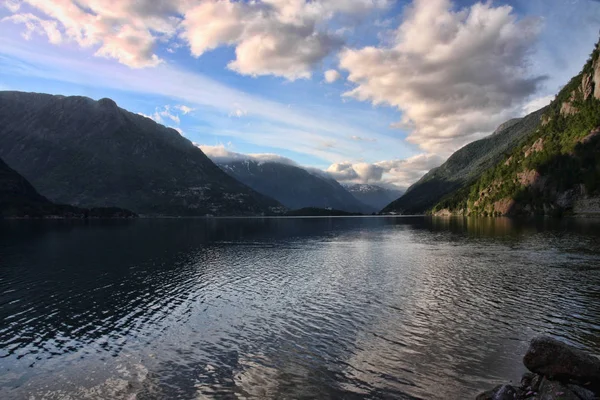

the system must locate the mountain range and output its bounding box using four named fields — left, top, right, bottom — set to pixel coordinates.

left=216, top=159, right=376, bottom=213
left=343, top=184, right=403, bottom=211
left=0, top=92, right=283, bottom=217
